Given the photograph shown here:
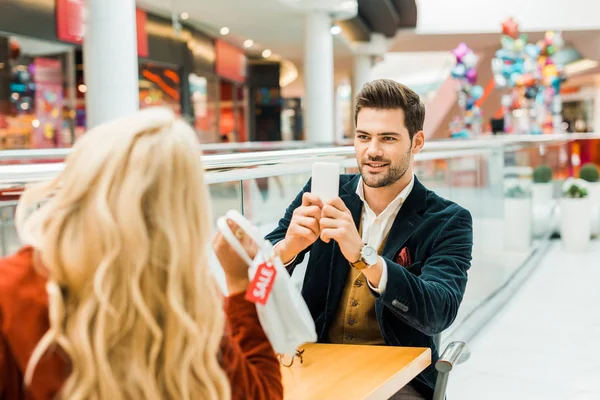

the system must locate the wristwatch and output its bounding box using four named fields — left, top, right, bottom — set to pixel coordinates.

left=350, top=244, right=378, bottom=270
